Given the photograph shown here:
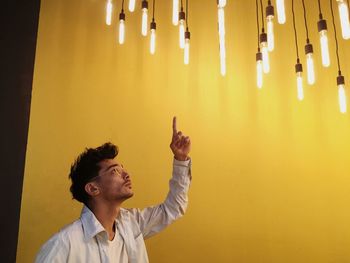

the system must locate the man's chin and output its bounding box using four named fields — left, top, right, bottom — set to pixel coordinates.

left=119, top=191, right=134, bottom=202
left=125, top=191, right=134, bottom=199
